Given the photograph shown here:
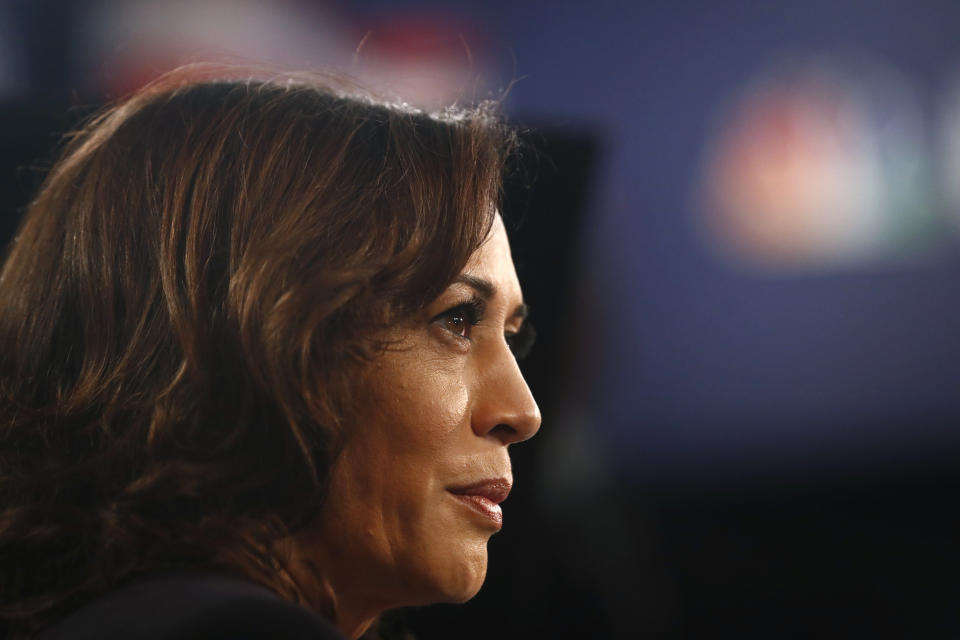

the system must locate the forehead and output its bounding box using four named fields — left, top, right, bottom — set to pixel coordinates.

left=462, top=216, right=523, bottom=302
